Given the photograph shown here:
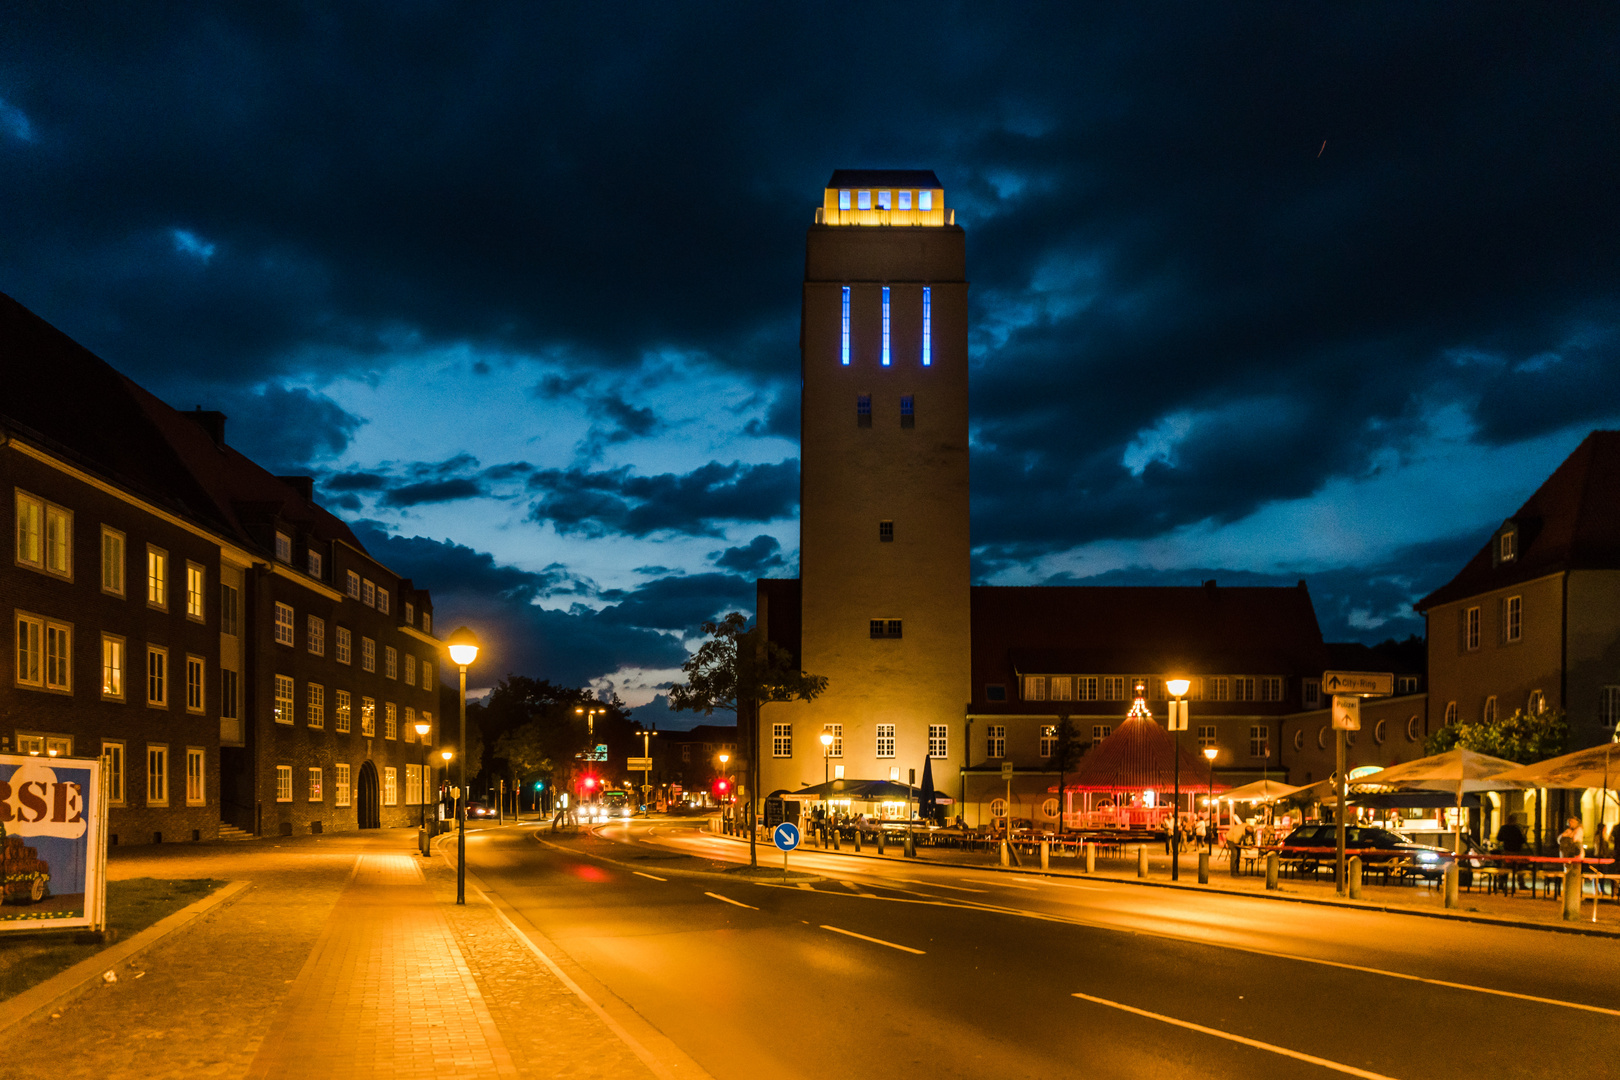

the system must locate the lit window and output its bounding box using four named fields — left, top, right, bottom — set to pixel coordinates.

left=336, top=626, right=351, bottom=664
left=308, top=615, right=325, bottom=656
left=335, top=764, right=352, bottom=807
left=361, top=696, right=376, bottom=737
left=309, top=767, right=322, bottom=802
left=336, top=689, right=352, bottom=733
left=987, top=725, right=1006, bottom=758
left=899, top=190, right=912, bottom=211
left=147, top=546, right=168, bottom=608
left=149, top=745, right=170, bottom=806
left=921, top=286, right=931, bottom=366
left=928, top=724, right=948, bottom=758
left=773, top=723, right=792, bottom=758
left=43, top=504, right=70, bottom=576
left=406, top=764, right=421, bottom=805
left=877, top=190, right=891, bottom=210
left=1076, top=677, right=1098, bottom=701
left=857, top=190, right=871, bottom=210
left=383, top=767, right=398, bottom=807
left=102, top=742, right=125, bottom=805
left=1040, top=726, right=1057, bottom=758
left=1504, top=595, right=1522, bottom=643
left=185, top=655, right=204, bottom=713
left=14, top=490, right=42, bottom=568
left=838, top=189, right=850, bottom=210
left=308, top=683, right=325, bottom=728
left=881, top=286, right=891, bottom=366
left=275, top=765, right=292, bottom=802
left=822, top=724, right=843, bottom=757
left=919, top=190, right=933, bottom=211
left=346, top=570, right=361, bottom=599
left=1023, top=676, right=1045, bottom=701
left=275, top=532, right=292, bottom=562
left=841, top=286, right=850, bottom=365
left=385, top=701, right=398, bottom=739
left=876, top=724, right=895, bottom=758
left=147, top=646, right=168, bottom=706
left=186, top=563, right=205, bottom=619
left=187, top=748, right=206, bottom=805
left=102, top=635, right=125, bottom=699
left=101, top=527, right=125, bottom=595
left=308, top=550, right=323, bottom=578
left=275, top=603, right=294, bottom=646
left=1049, top=677, right=1072, bottom=701
left=274, top=674, right=294, bottom=724
left=900, top=395, right=914, bottom=427
left=385, top=646, right=398, bottom=680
